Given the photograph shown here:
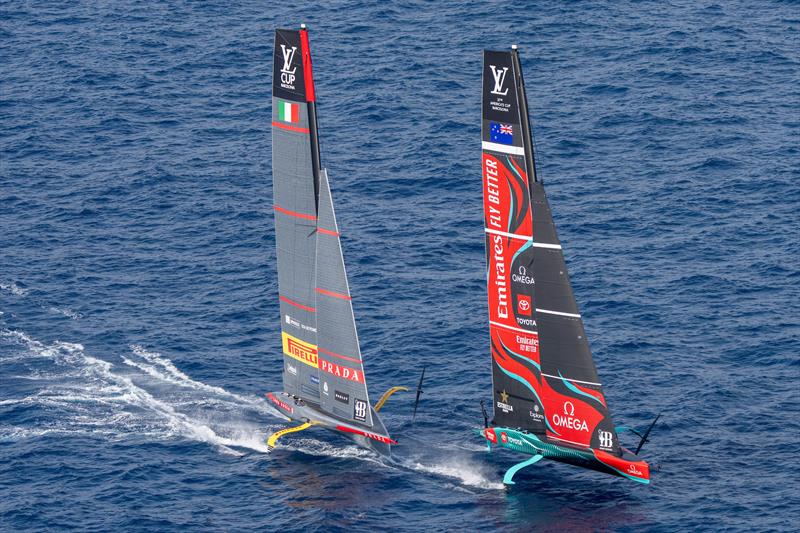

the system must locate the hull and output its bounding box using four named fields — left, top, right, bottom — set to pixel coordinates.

left=480, top=427, right=650, bottom=484
left=267, top=391, right=394, bottom=456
